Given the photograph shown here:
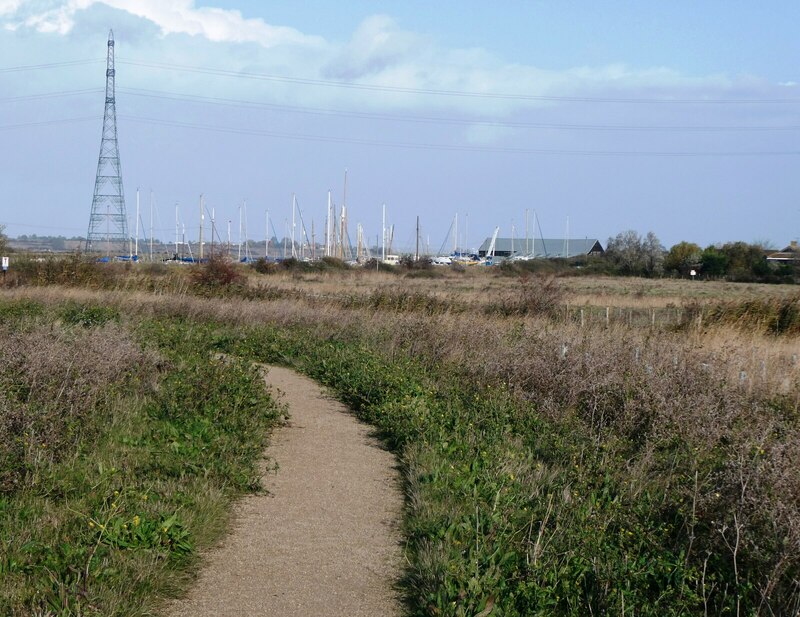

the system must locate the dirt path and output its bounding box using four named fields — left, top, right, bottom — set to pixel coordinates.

left=165, top=365, right=404, bottom=616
